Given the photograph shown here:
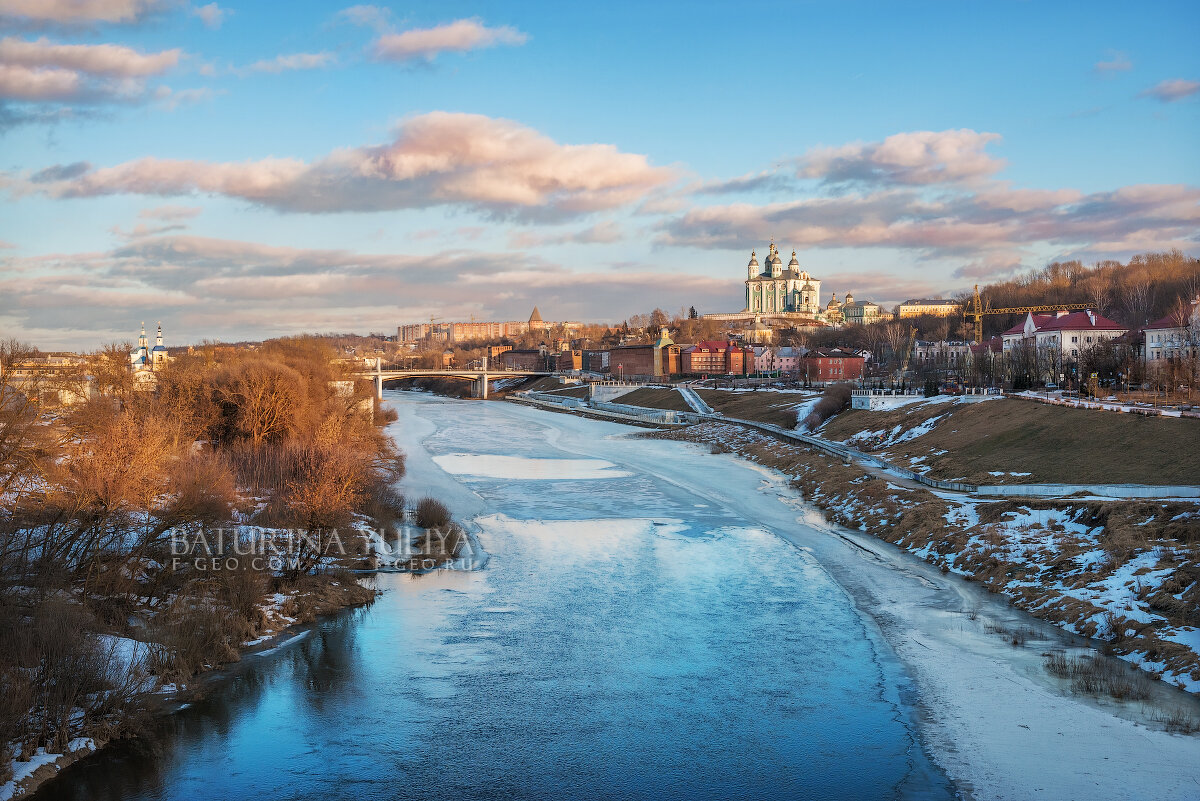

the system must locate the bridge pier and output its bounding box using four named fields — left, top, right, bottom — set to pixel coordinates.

left=374, top=357, right=383, bottom=400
